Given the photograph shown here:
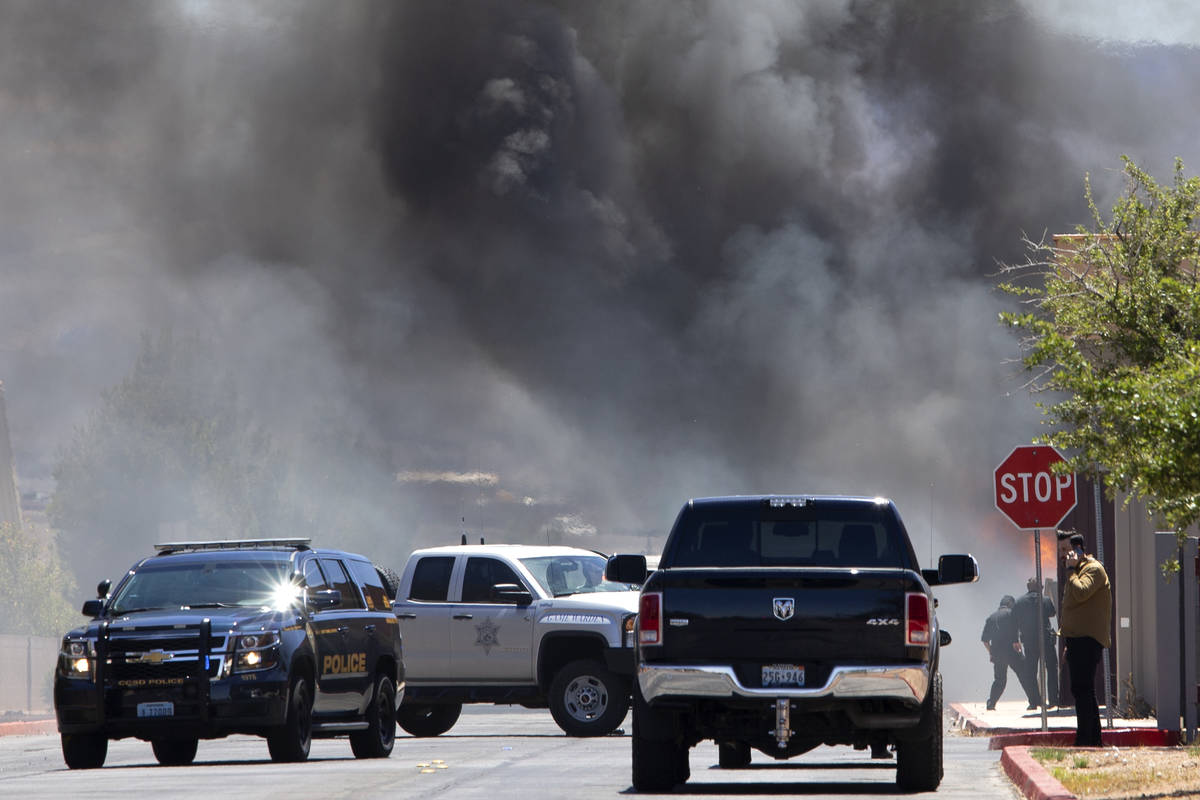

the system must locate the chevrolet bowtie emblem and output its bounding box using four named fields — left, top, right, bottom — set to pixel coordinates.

left=131, top=649, right=173, bottom=664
